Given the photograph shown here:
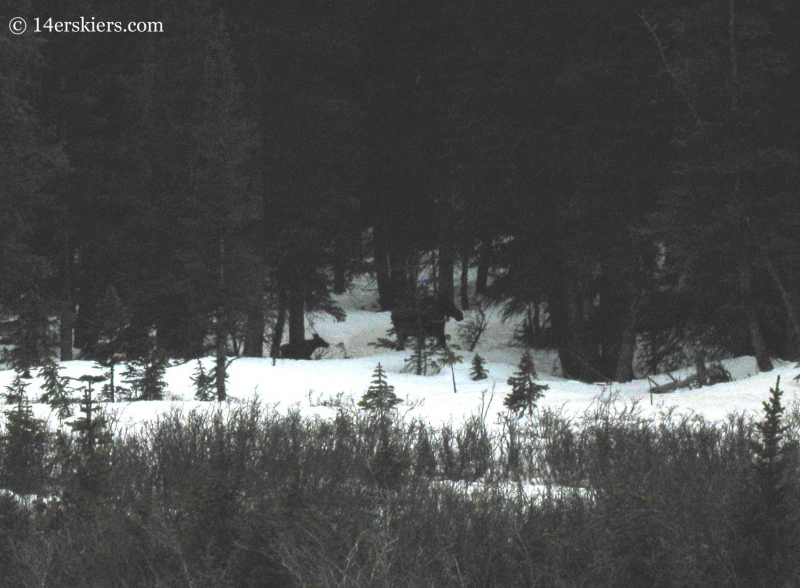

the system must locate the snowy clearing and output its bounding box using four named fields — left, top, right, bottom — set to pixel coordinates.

left=1, top=281, right=798, bottom=430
